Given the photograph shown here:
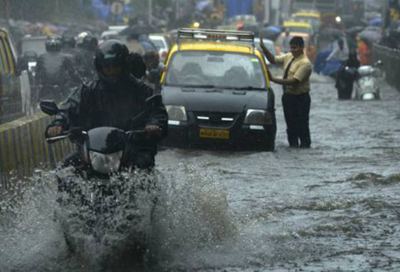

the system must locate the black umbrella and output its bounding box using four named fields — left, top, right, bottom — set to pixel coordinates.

left=119, top=24, right=160, bottom=36
left=345, top=26, right=365, bottom=35
left=319, top=28, right=345, bottom=39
